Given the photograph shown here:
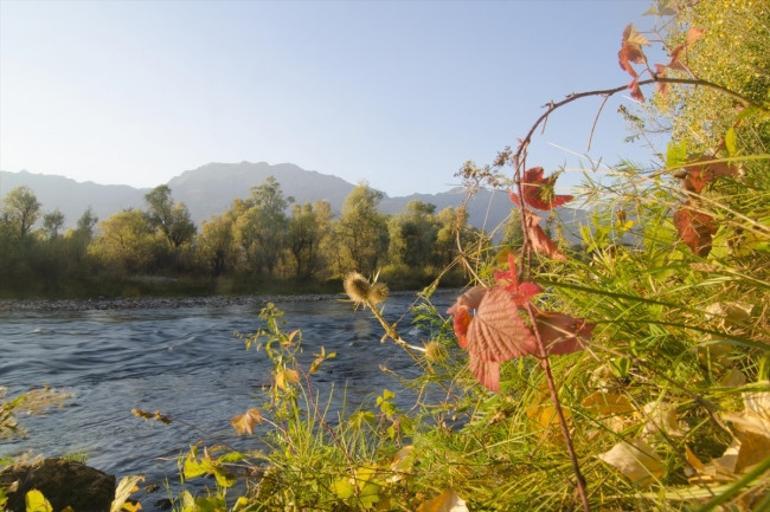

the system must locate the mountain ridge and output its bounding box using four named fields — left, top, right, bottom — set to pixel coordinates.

left=0, top=162, right=588, bottom=241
